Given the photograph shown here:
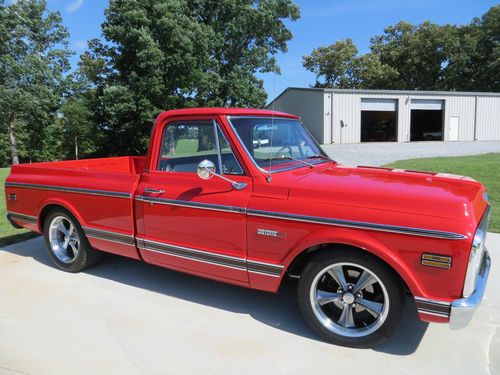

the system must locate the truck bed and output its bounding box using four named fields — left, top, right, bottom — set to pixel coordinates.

left=24, top=156, right=146, bottom=174
left=5, top=156, right=146, bottom=260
